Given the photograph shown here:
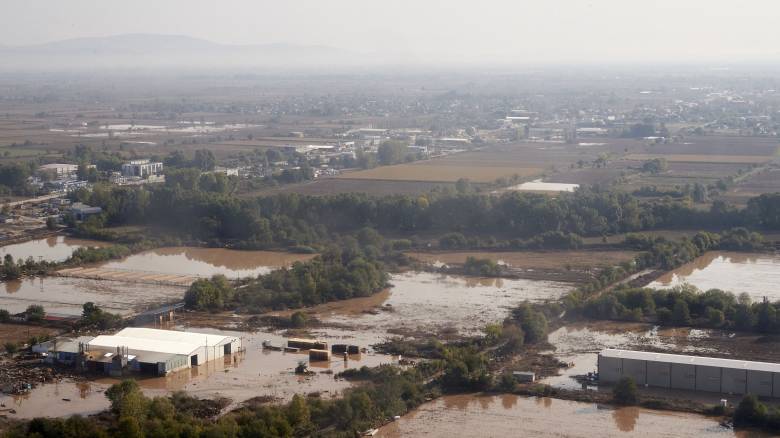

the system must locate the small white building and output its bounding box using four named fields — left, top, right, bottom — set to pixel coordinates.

left=122, top=159, right=164, bottom=178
